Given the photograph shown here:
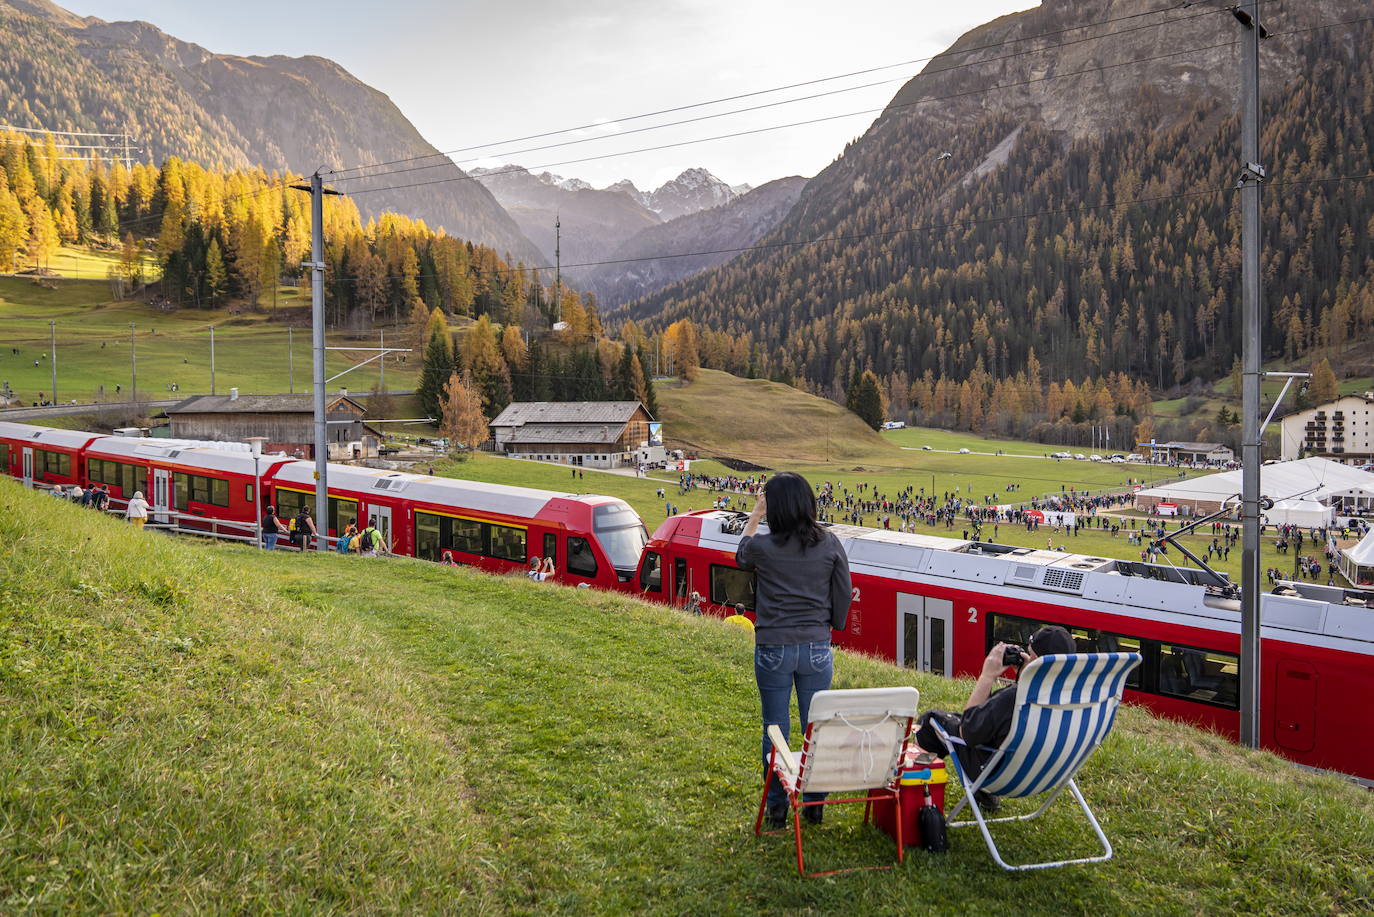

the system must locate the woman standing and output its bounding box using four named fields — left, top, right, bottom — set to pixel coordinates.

left=736, top=472, right=851, bottom=829
left=125, top=490, right=149, bottom=529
